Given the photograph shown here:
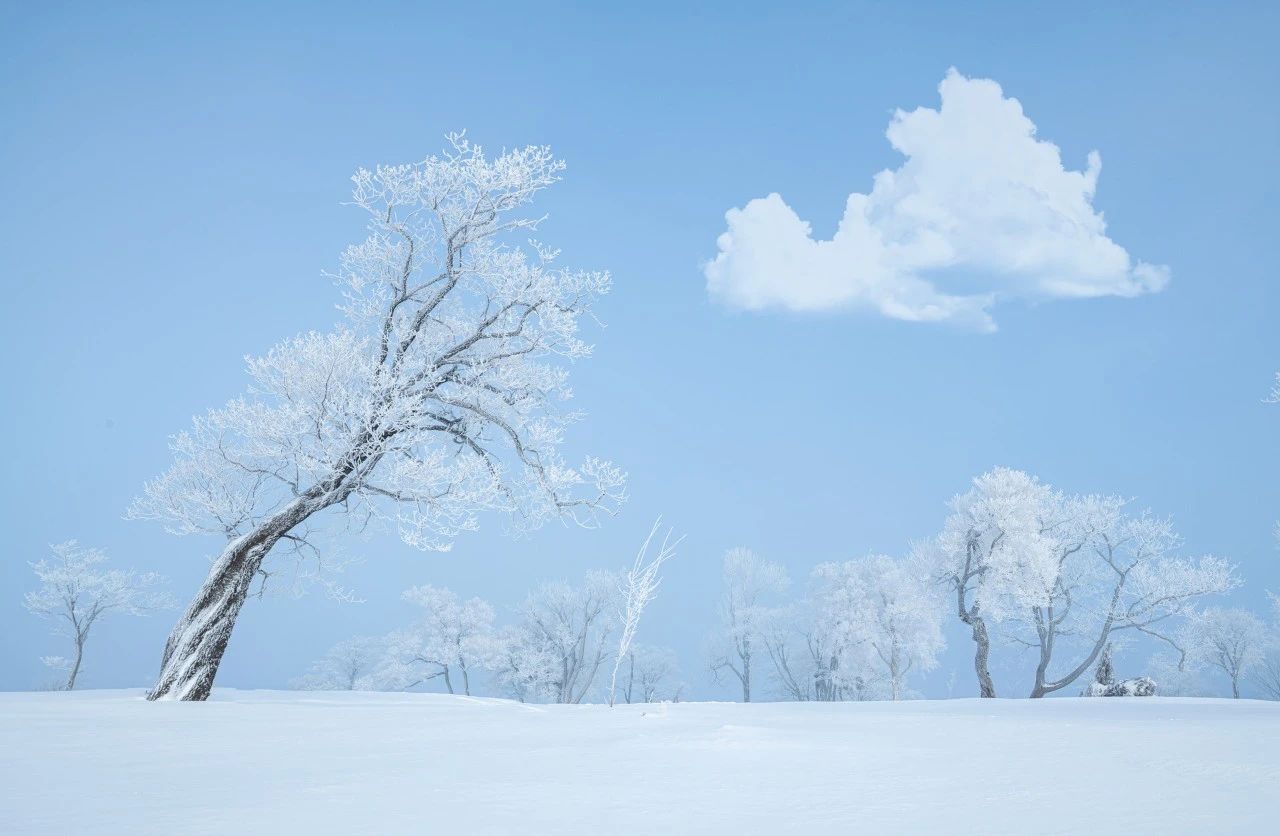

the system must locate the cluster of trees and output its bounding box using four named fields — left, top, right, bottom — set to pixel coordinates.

left=707, top=467, right=1280, bottom=702
left=17, top=140, right=1280, bottom=705
left=295, top=520, right=683, bottom=704
left=295, top=580, right=683, bottom=704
